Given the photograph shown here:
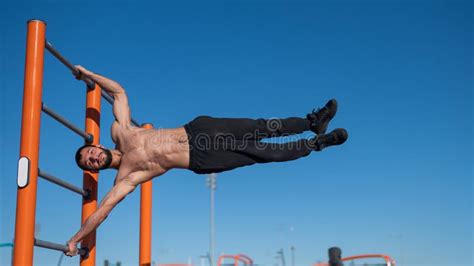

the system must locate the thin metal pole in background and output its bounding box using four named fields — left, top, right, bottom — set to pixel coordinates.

left=290, top=246, right=295, bottom=266
left=206, top=174, right=217, bottom=266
